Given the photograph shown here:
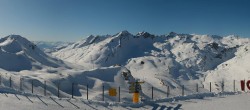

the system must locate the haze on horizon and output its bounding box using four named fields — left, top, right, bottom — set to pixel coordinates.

left=0, top=0, right=249, bottom=42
